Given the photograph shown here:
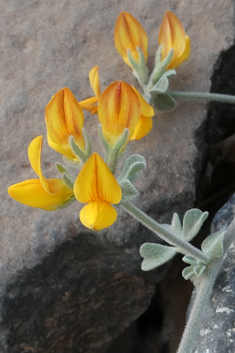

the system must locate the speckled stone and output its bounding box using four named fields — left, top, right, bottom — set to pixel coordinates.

left=211, top=193, right=235, bottom=233
left=188, top=194, right=235, bottom=353
left=189, top=247, right=235, bottom=353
